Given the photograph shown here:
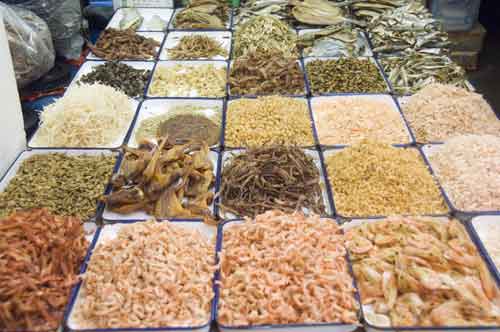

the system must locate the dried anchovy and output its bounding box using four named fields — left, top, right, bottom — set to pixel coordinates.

left=0, top=154, right=115, bottom=220
left=0, top=209, right=88, bottom=331
left=220, top=146, right=325, bottom=217
left=229, top=49, right=305, bottom=95
left=298, top=25, right=369, bottom=57
left=88, top=28, right=160, bottom=60
left=174, top=0, right=229, bottom=29
left=79, top=61, right=151, bottom=98
left=307, top=58, right=387, bottom=94
left=167, top=35, right=228, bottom=59
left=367, top=2, right=450, bottom=54
left=381, top=50, right=468, bottom=95
left=233, top=15, right=298, bottom=58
